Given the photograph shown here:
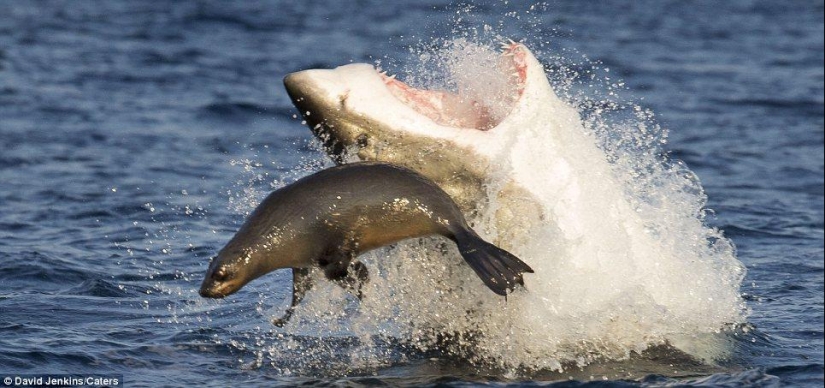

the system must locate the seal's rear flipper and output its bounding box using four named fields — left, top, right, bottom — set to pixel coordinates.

left=454, top=229, right=534, bottom=296
left=272, top=267, right=313, bottom=327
